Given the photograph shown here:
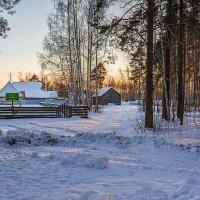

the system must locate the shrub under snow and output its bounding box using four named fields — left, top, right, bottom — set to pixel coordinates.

left=80, top=191, right=114, bottom=200
left=60, top=153, right=109, bottom=169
